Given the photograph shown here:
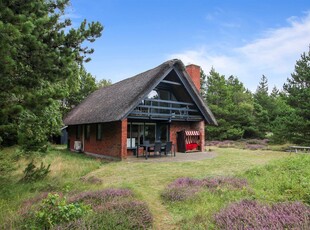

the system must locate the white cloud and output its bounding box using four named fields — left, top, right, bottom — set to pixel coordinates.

left=205, top=7, right=224, bottom=22
left=168, top=12, right=310, bottom=92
